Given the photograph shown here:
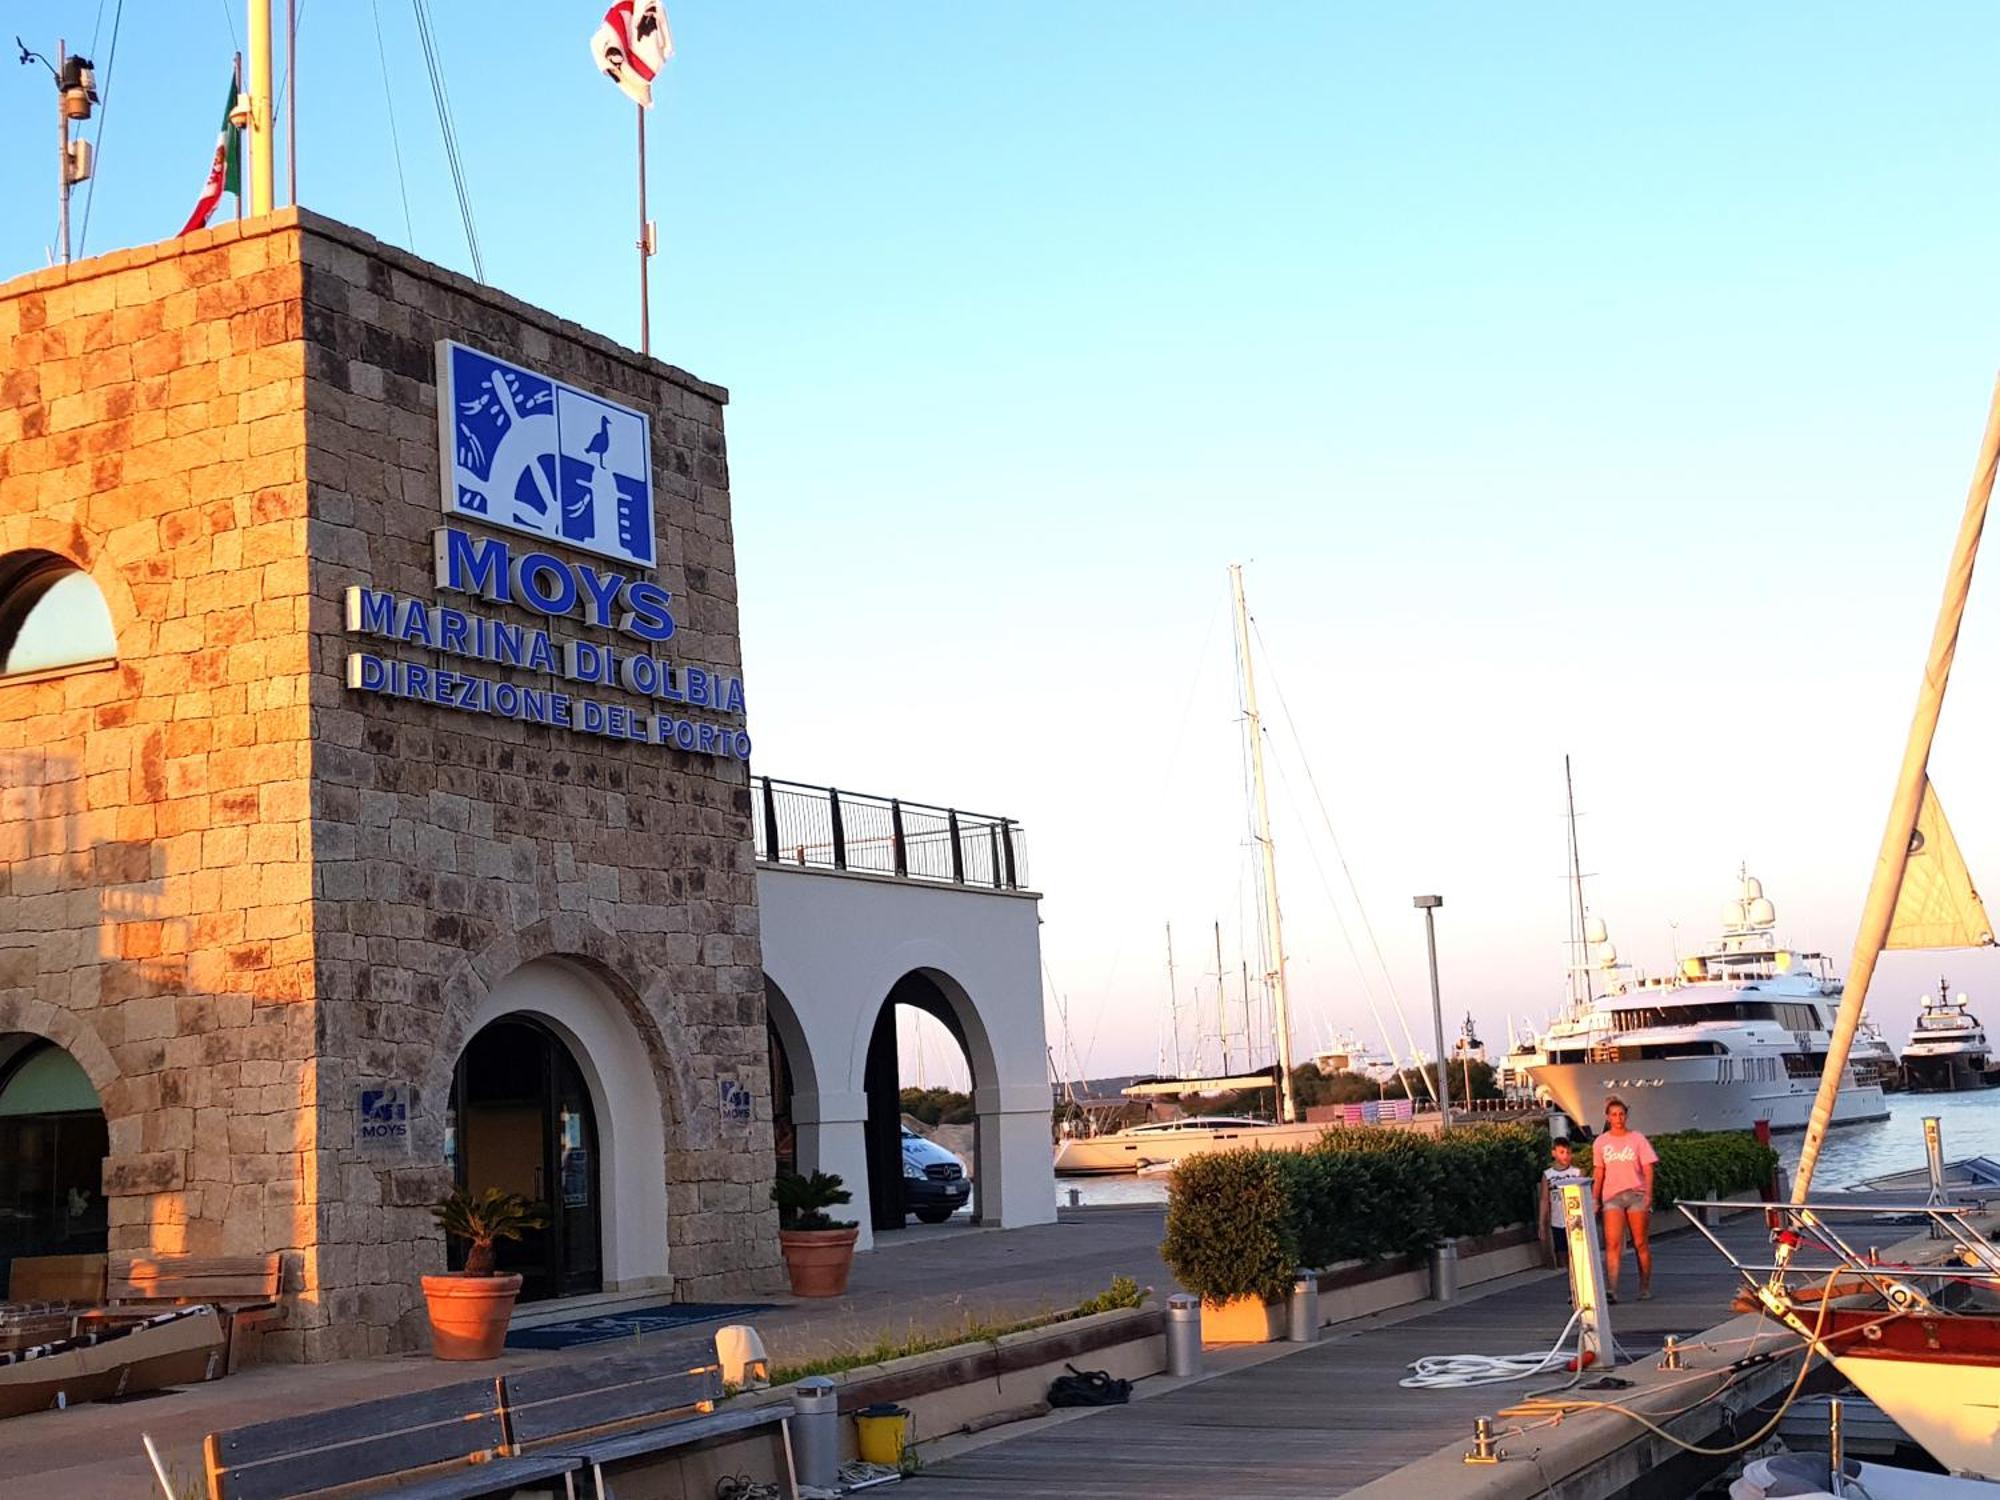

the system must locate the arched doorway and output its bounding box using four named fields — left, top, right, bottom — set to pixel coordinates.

left=448, top=1016, right=602, bottom=1303
left=863, top=973, right=982, bottom=1233
left=0, top=1036, right=109, bottom=1287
